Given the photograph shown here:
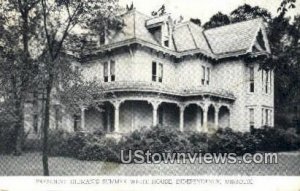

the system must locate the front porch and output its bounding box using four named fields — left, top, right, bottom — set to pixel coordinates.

left=79, top=96, right=232, bottom=134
